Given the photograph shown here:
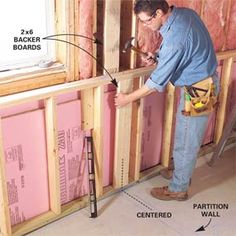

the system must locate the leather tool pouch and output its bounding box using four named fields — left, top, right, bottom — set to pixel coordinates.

left=182, top=77, right=218, bottom=116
